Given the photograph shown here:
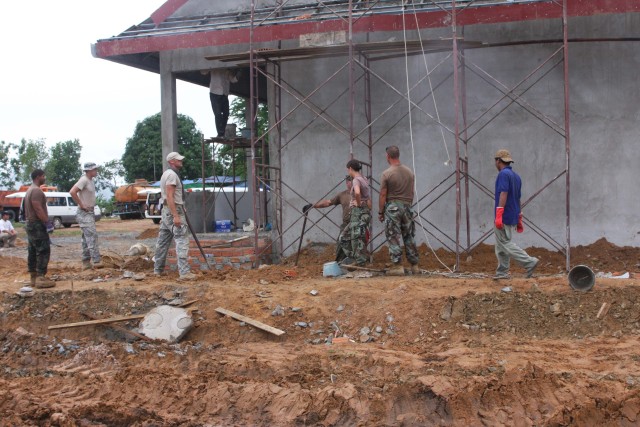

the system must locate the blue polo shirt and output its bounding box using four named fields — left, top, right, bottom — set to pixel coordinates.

left=494, top=166, right=522, bottom=225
